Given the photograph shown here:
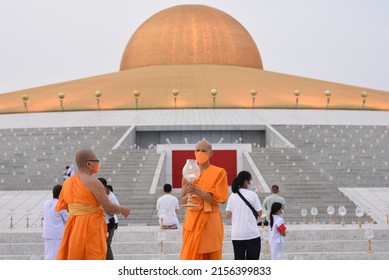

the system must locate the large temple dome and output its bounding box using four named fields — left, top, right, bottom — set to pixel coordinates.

left=120, top=5, right=263, bottom=70
left=1, top=4, right=388, bottom=113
